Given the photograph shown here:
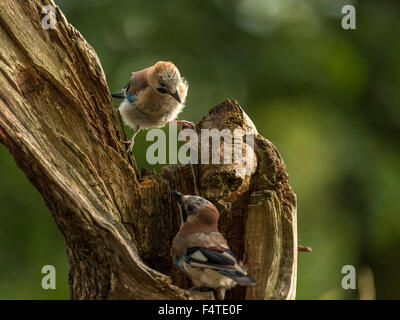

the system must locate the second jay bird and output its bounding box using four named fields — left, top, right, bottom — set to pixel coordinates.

left=171, top=190, right=256, bottom=299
